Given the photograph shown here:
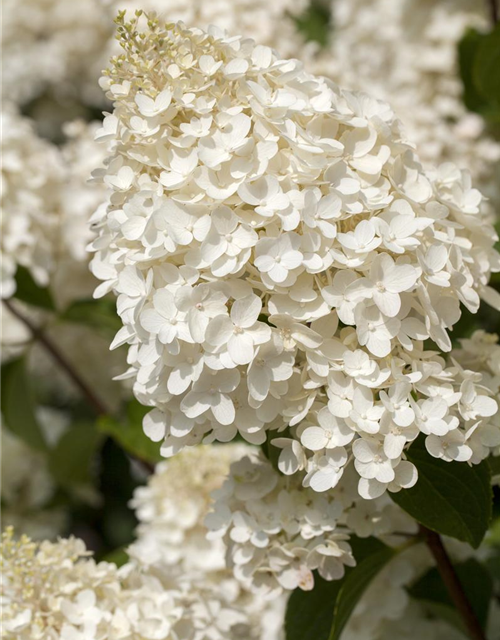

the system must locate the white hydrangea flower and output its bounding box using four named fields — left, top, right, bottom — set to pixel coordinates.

left=206, top=452, right=355, bottom=596
left=2, top=0, right=111, bottom=106
left=1, top=106, right=108, bottom=306
left=90, top=15, right=500, bottom=501
left=0, top=526, right=284, bottom=640
left=312, top=0, right=500, bottom=217
left=3, top=0, right=309, bottom=113
left=1, top=105, right=66, bottom=298
left=128, top=444, right=251, bottom=573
